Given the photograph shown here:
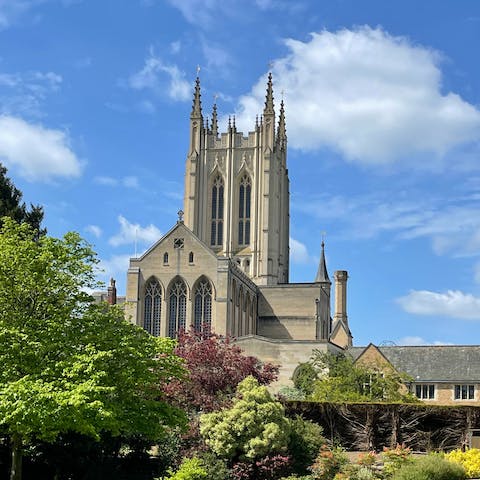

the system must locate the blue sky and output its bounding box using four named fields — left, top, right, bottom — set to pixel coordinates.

left=1, top=0, right=480, bottom=346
